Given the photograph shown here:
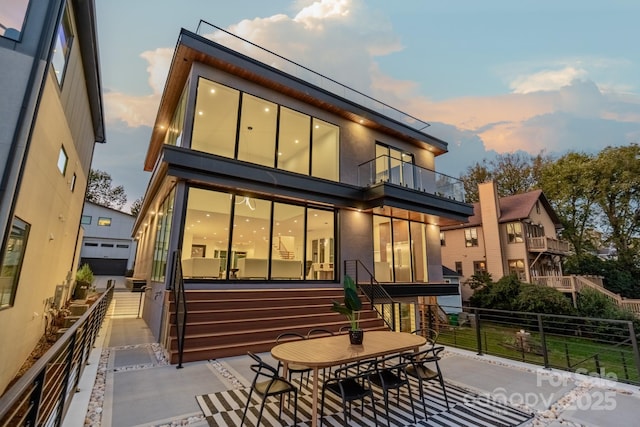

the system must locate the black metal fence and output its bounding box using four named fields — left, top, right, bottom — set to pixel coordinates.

left=427, top=305, right=640, bottom=385
left=0, top=284, right=114, bottom=426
